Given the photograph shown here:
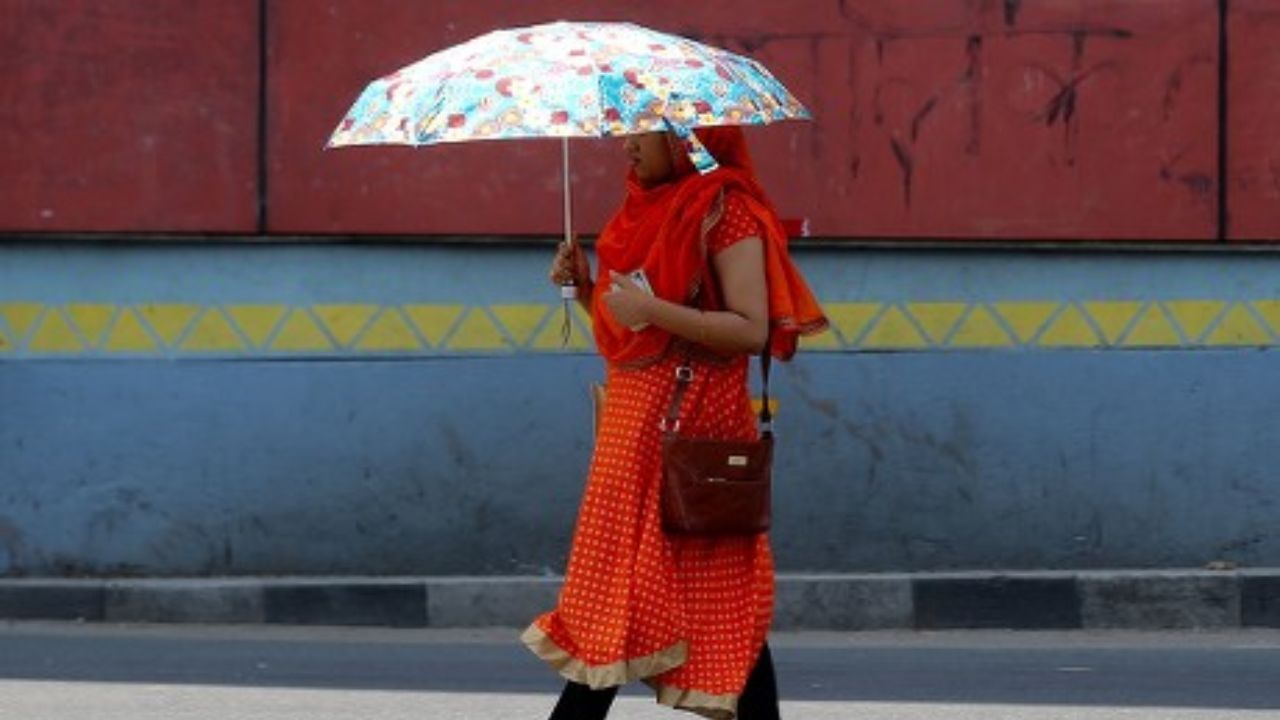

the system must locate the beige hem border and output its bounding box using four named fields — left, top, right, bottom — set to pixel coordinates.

left=650, top=681, right=739, bottom=720
left=520, top=622, right=688, bottom=690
